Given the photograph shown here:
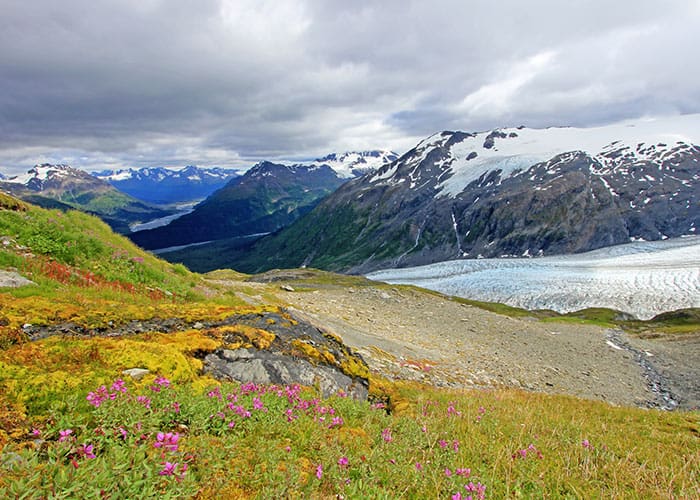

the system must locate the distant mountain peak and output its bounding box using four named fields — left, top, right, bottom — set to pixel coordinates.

left=311, top=150, right=399, bottom=178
